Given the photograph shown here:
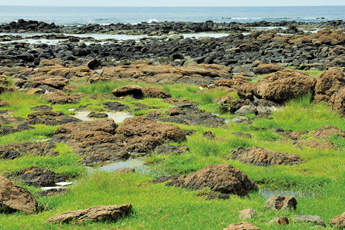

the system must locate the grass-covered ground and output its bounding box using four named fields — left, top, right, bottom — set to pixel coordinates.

left=1, top=69, right=345, bottom=229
